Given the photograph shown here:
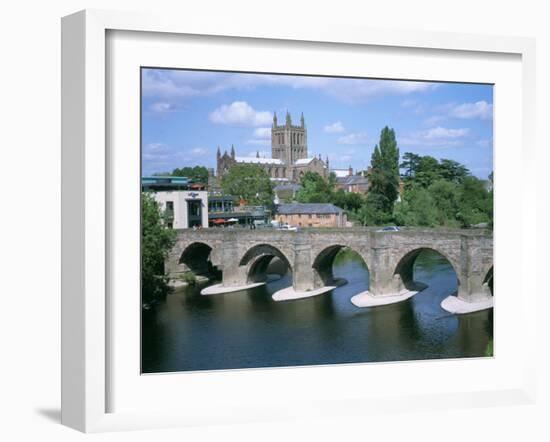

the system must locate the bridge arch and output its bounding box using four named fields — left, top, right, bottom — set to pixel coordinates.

left=239, top=244, right=293, bottom=284
left=392, top=247, right=460, bottom=292
left=312, top=244, right=370, bottom=288
left=179, top=241, right=215, bottom=275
